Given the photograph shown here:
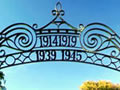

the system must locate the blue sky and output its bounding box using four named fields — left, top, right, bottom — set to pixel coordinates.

left=0, top=0, right=120, bottom=90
